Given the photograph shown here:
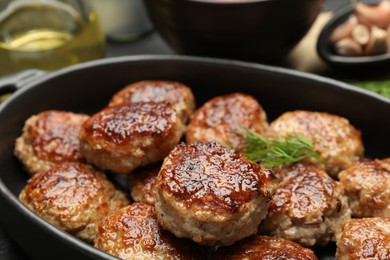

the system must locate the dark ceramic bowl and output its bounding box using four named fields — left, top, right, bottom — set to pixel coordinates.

left=143, top=0, right=324, bottom=63
left=317, top=4, right=390, bottom=68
